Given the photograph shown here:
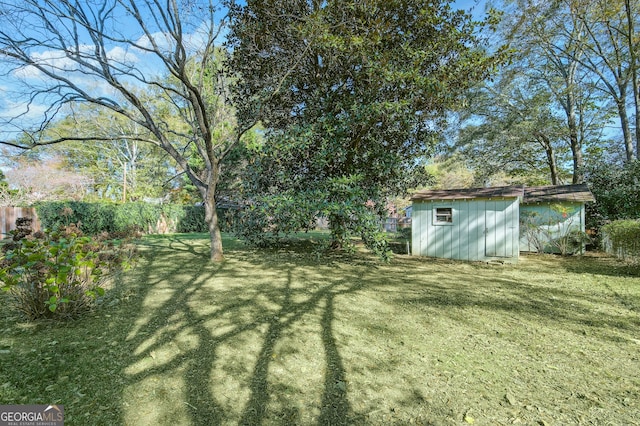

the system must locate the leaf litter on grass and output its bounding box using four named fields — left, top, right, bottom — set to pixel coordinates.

left=1, top=235, right=639, bottom=425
